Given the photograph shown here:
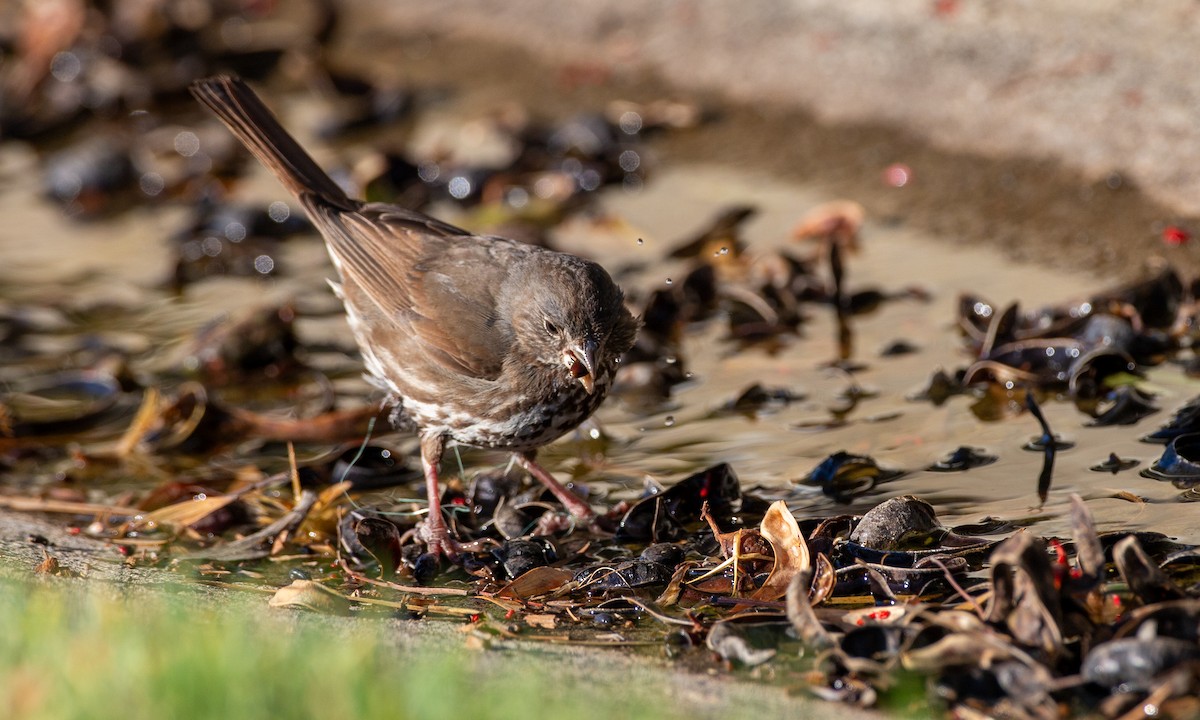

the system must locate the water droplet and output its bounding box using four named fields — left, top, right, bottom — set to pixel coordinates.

left=717, top=246, right=729, bottom=256
left=447, top=176, right=472, bottom=199
left=579, top=168, right=602, bottom=192
left=138, top=172, right=164, bottom=197
left=636, top=238, right=644, bottom=246
left=418, top=163, right=440, bottom=182
left=618, top=149, right=641, bottom=172
left=506, top=187, right=529, bottom=208
left=268, top=201, right=290, bottom=222
left=50, top=51, right=82, bottom=83
left=588, top=428, right=601, bottom=440
left=664, top=416, right=676, bottom=427
left=224, top=221, right=247, bottom=242
left=618, top=111, right=643, bottom=135
left=665, top=278, right=673, bottom=285
left=174, top=131, right=200, bottom=157
left=253, top=255, right=275, bottom=274
left=664, top=356, right=677, bottom=364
